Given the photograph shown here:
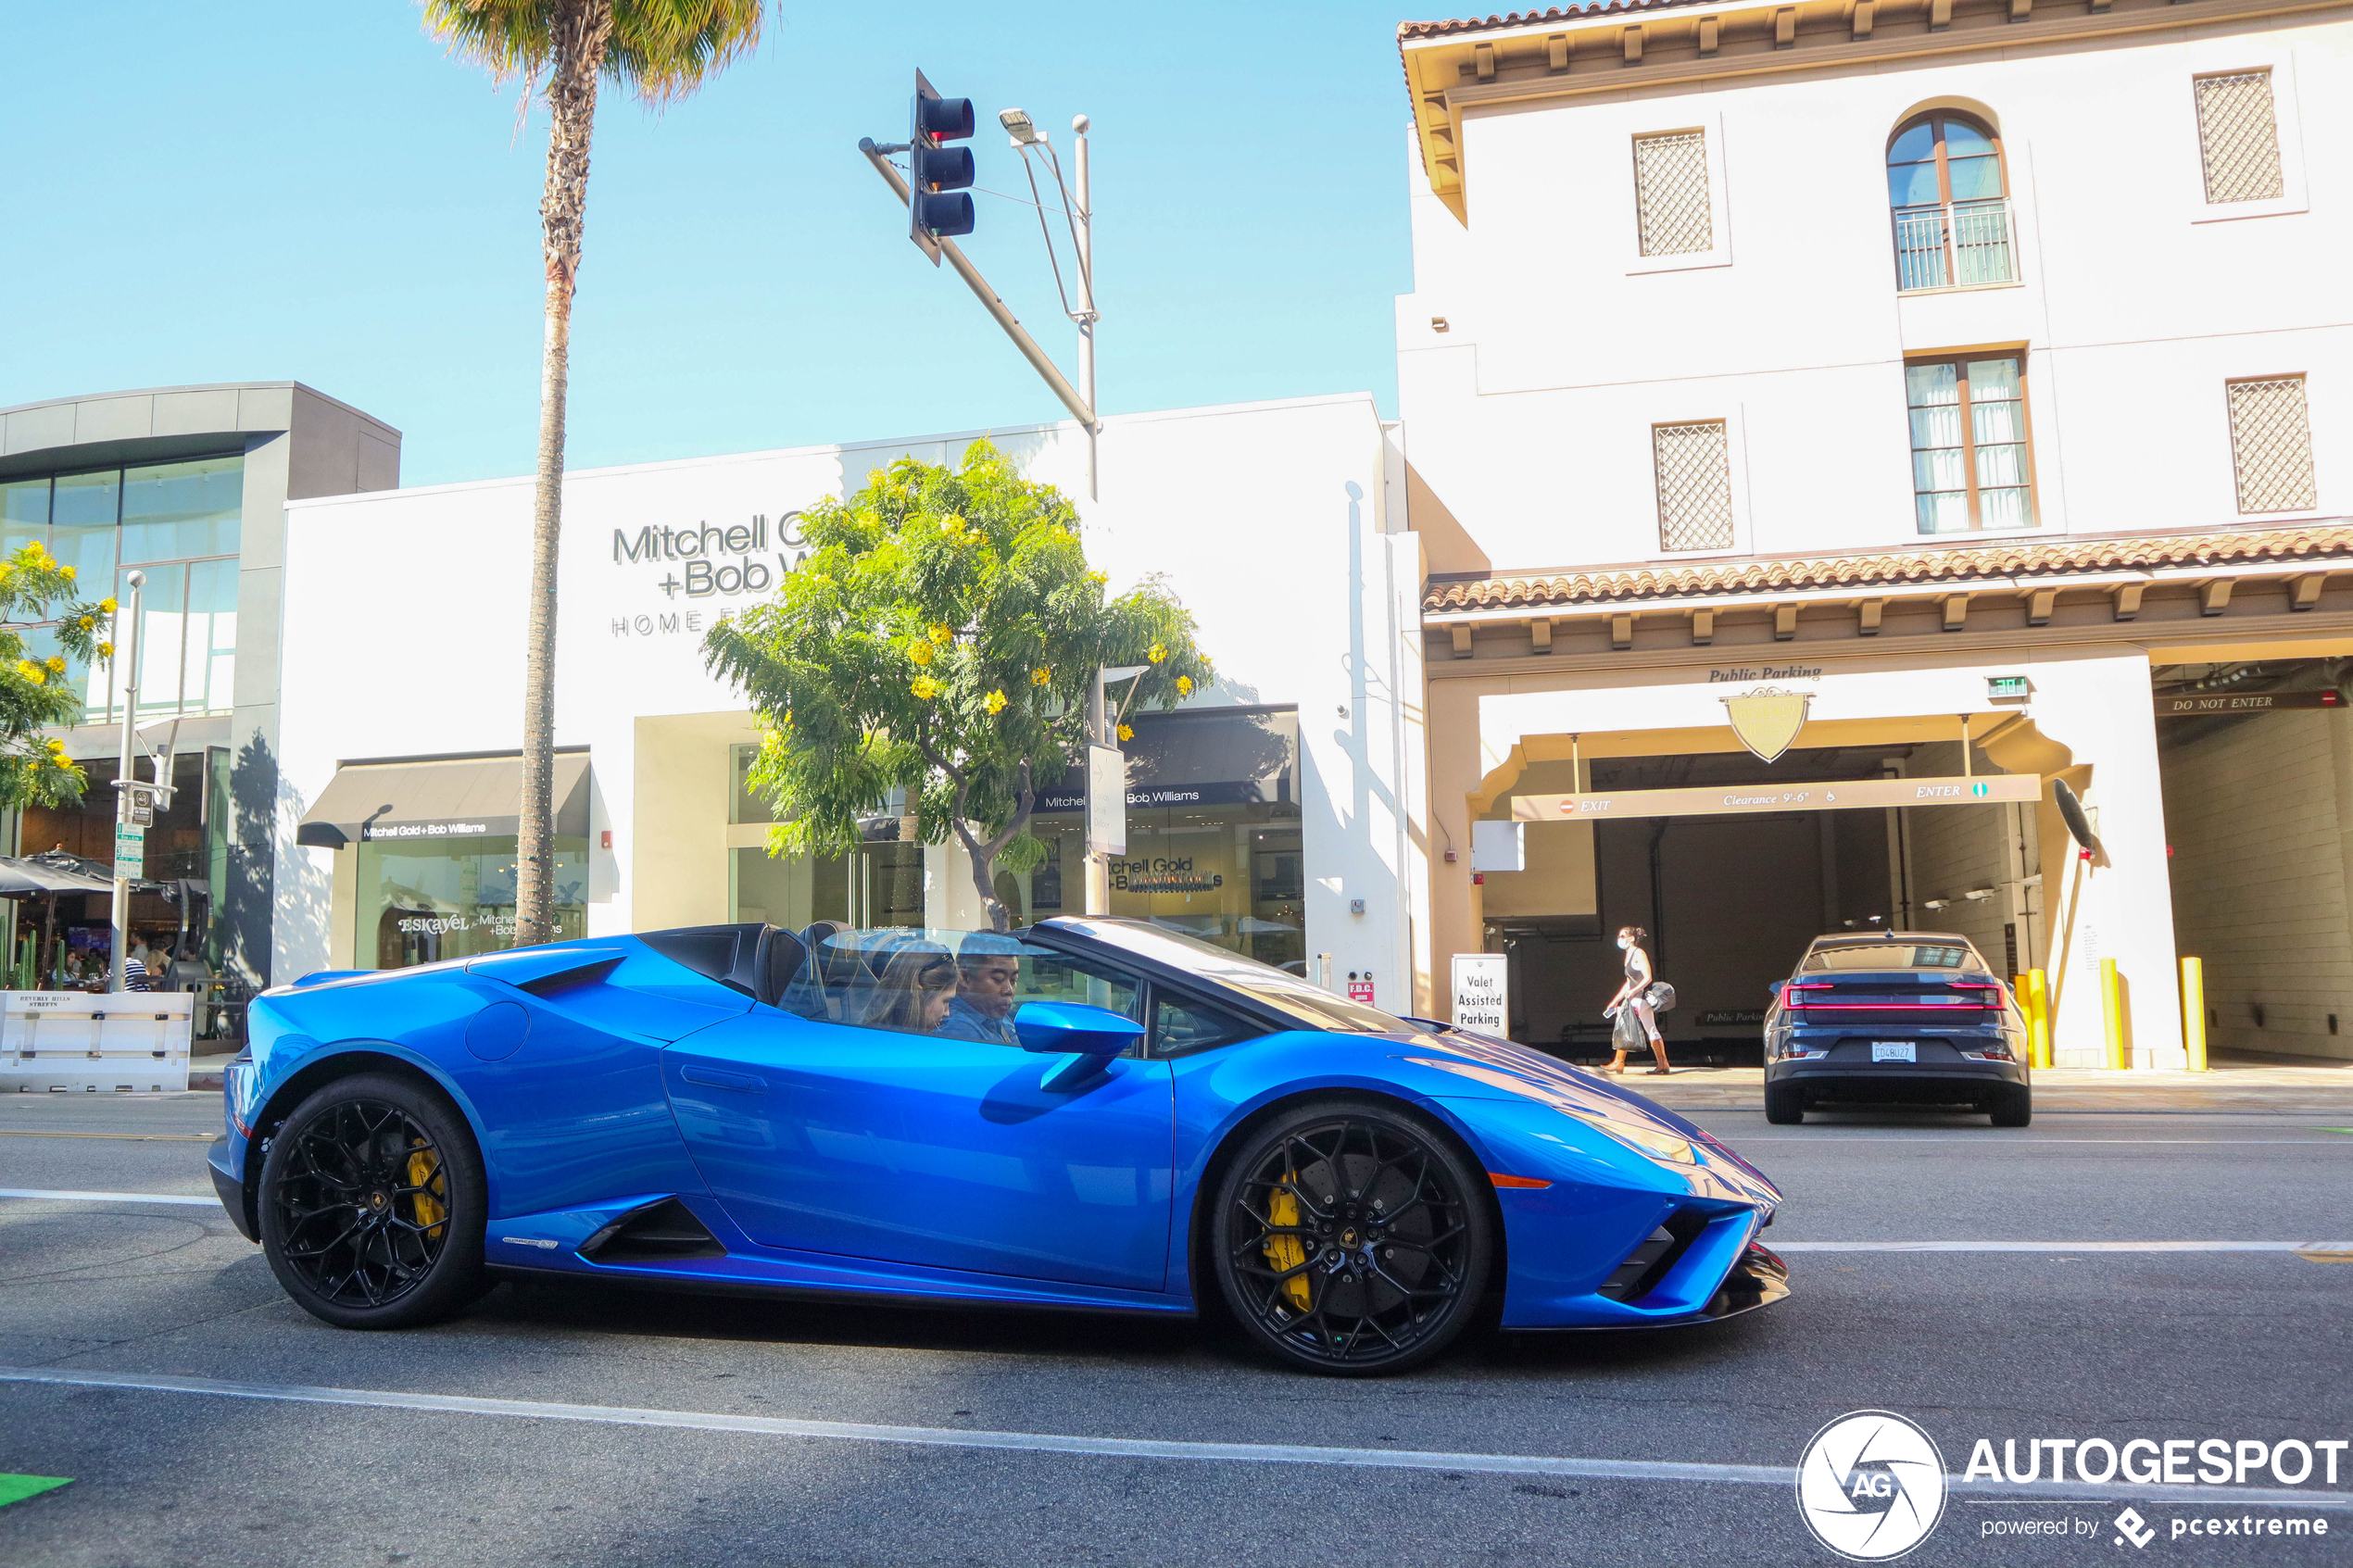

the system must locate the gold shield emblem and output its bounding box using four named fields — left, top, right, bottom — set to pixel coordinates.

left=1720, top=686, right=1812, bottom=763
